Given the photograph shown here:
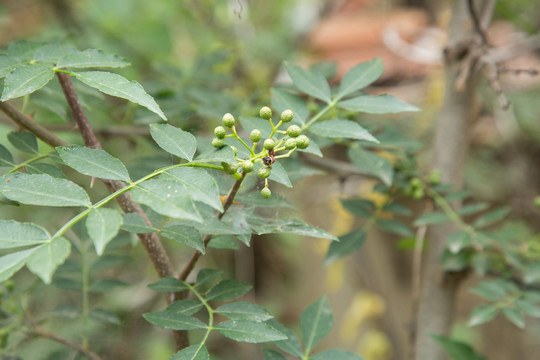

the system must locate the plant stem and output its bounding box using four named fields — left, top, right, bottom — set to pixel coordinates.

left=81, top=243, right=90, bottom=349
left=7, top=153, right=50, bottom=174
left=179, top=172, right=246, bottom=281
